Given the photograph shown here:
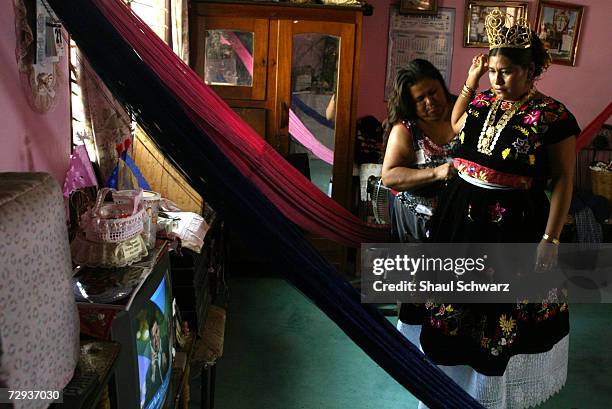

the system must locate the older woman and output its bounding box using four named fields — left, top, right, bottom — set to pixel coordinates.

left=381, top=59, right=458, bottom=243
left=419, top=10, right=580, bottom=409
left=381, top=60, right=458, bottom=378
